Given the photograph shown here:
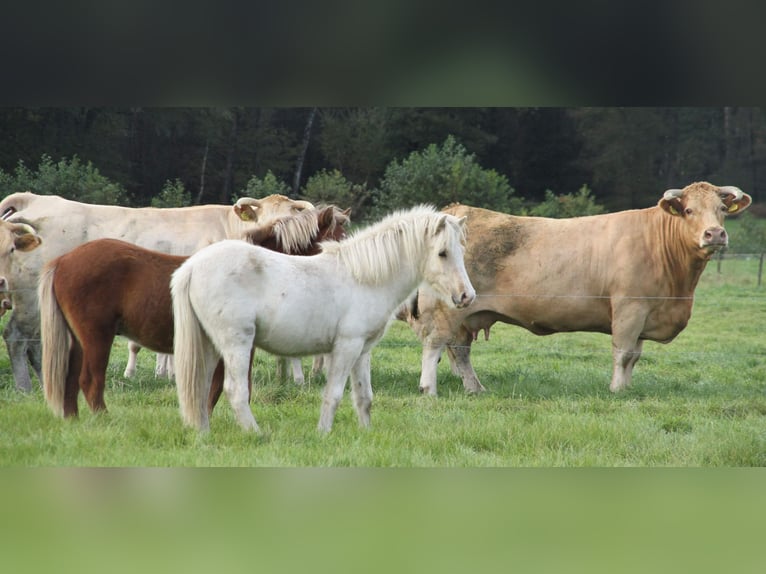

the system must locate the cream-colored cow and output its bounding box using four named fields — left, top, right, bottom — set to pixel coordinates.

left=0, top=192, right=313, bottom=391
